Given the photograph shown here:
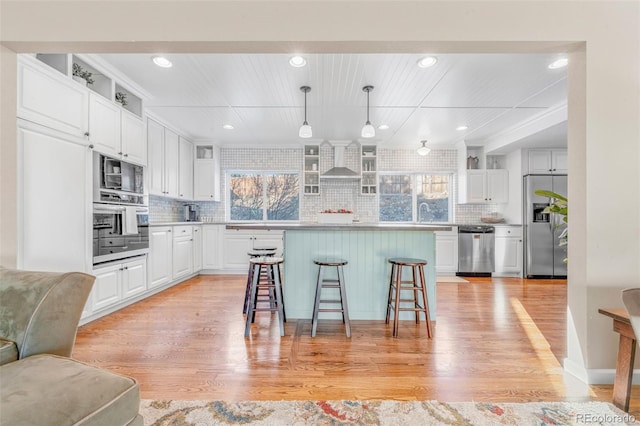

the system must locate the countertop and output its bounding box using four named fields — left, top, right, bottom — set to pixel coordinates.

left=149, top=221, right=521, bottom=229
